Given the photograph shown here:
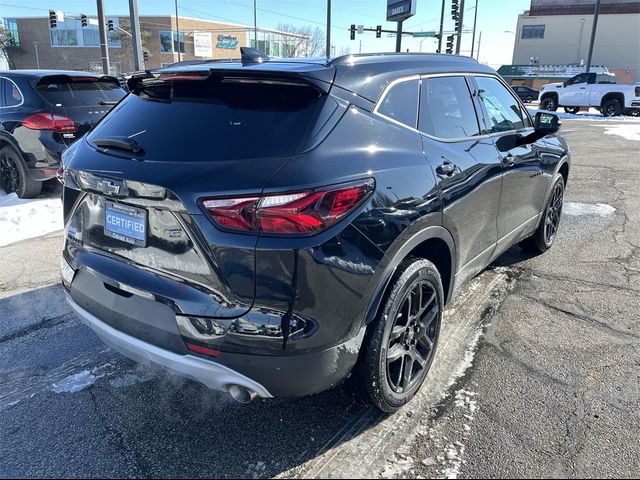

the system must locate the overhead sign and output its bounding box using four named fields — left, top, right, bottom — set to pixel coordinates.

left=412, top=31, right=437, bottom=38
left=387, top=0, right=416, bottom=22
left=194, top=32, right=213, bottom=57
